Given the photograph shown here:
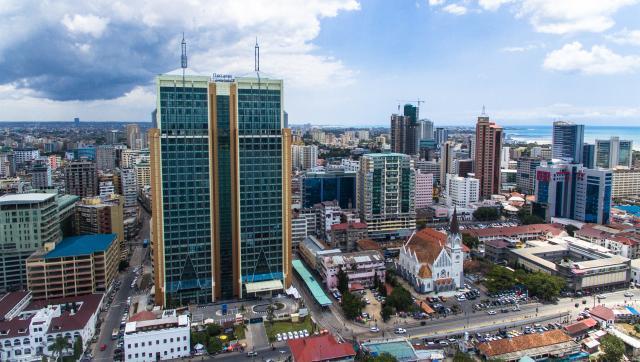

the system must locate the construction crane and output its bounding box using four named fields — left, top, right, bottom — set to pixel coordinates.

left=396, top=98, right=425, bottom=111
